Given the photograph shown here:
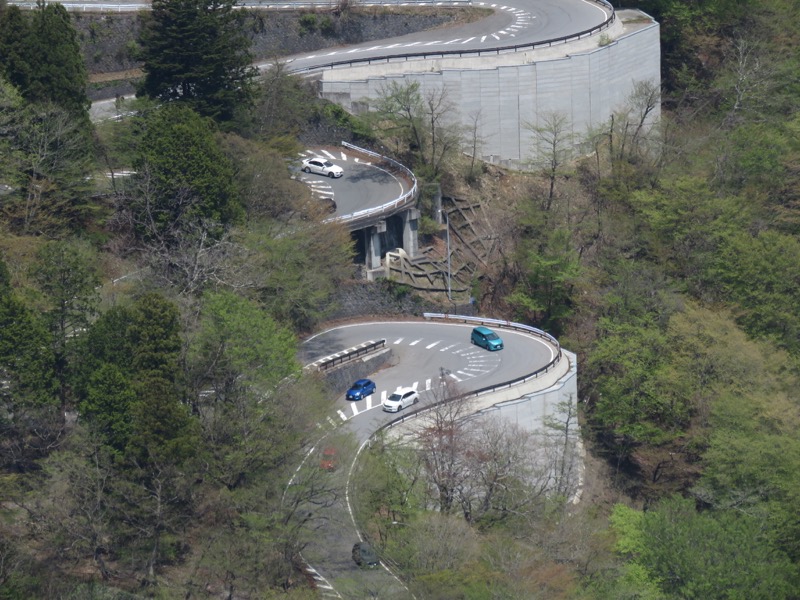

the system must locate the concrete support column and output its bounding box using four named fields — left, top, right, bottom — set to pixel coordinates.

left=367, top=221, right=385, bottom=270
left=402, top=208, right=420, bottom=258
